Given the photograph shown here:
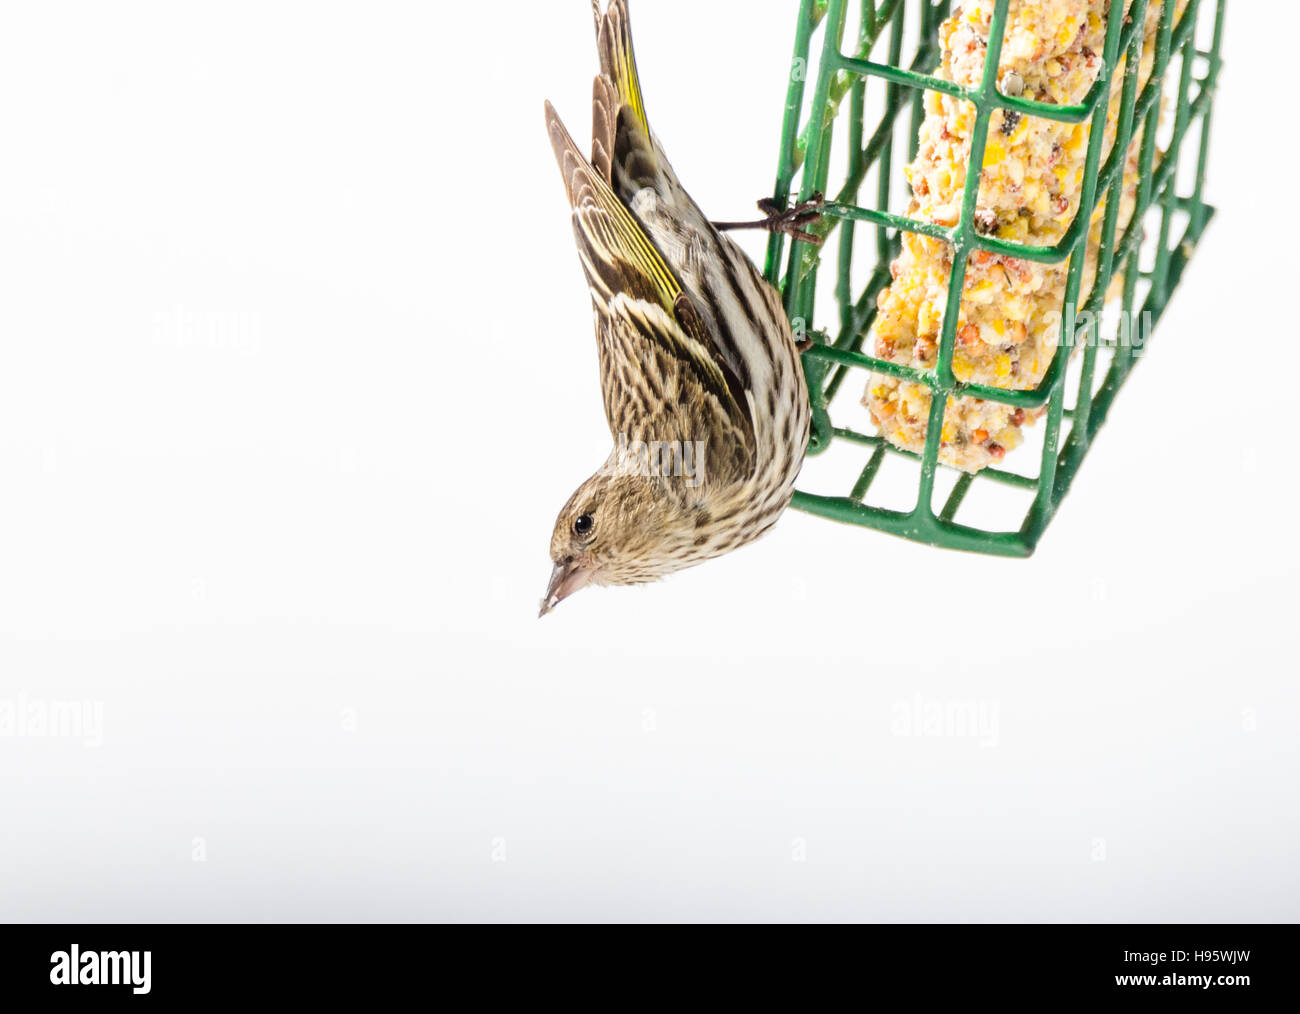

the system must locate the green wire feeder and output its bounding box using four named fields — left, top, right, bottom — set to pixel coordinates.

left=766, top=0, right=1225, bottom=556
